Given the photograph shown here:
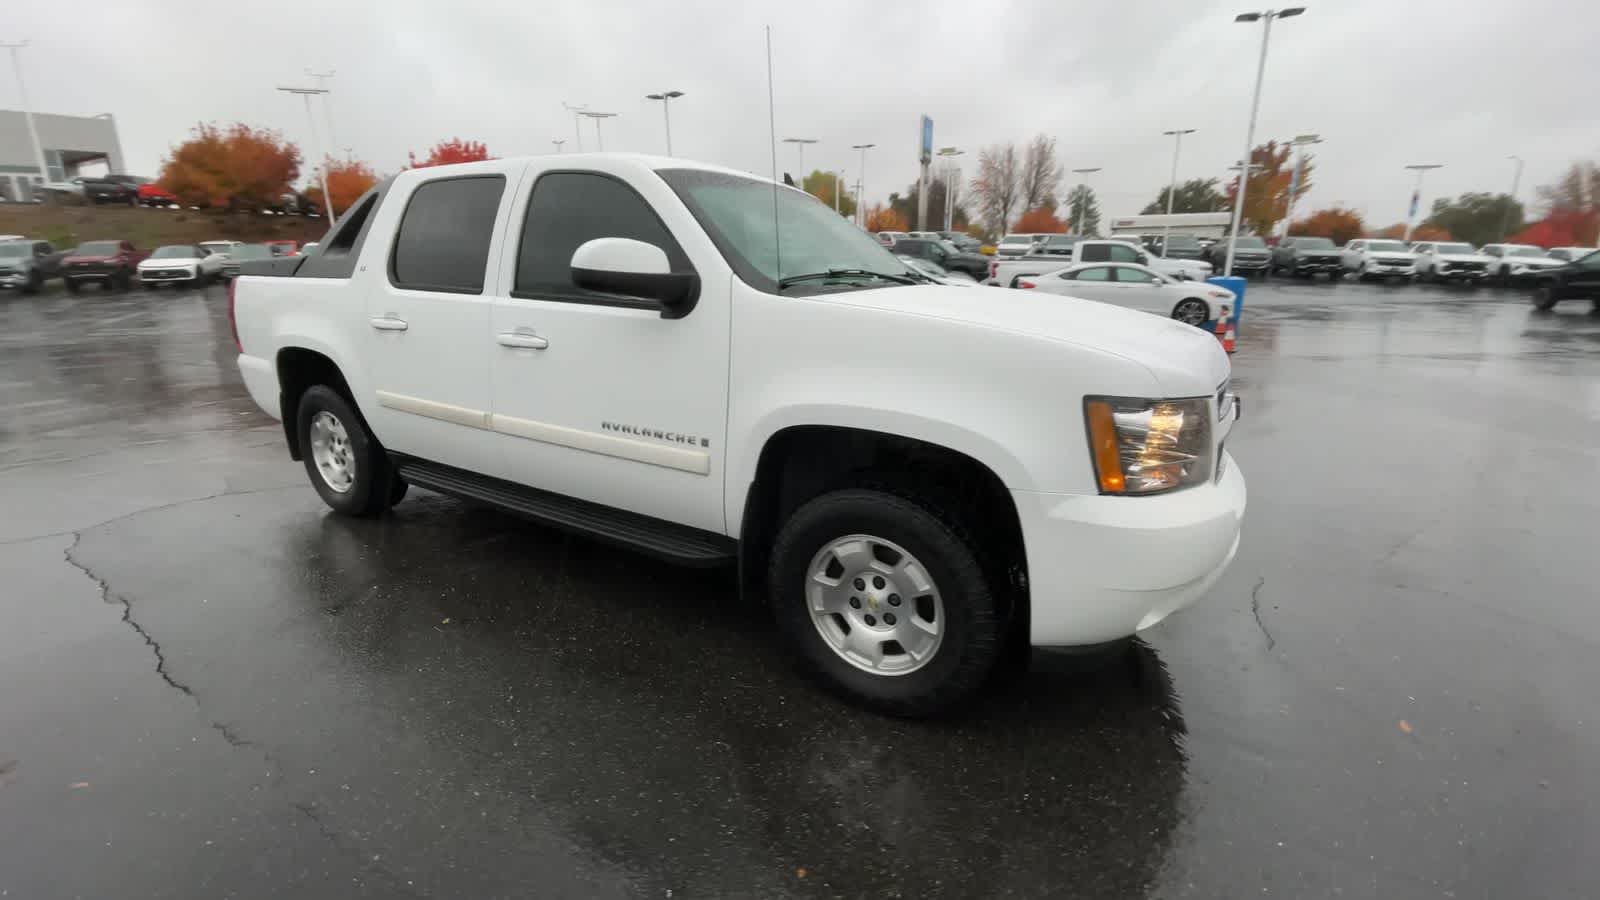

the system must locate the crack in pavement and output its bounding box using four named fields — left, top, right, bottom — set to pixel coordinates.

left=294, top=802, right=428, bottom=898
left=1250, top=576, right=1276, bottom=652
left=0, top=483, right=301, bottom=548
